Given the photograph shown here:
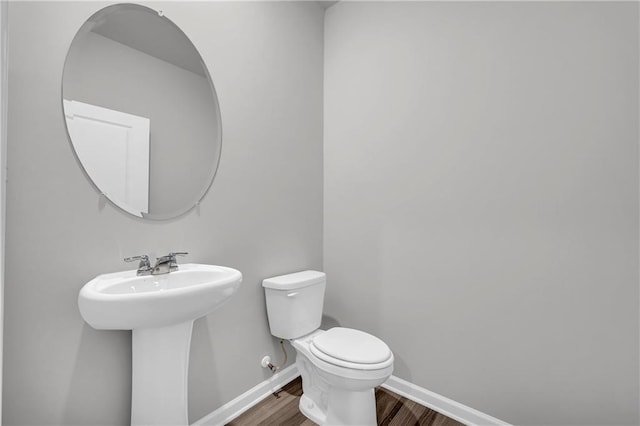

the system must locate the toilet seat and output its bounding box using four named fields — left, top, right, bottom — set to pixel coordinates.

left=309, top=327, right=393, bottom=371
